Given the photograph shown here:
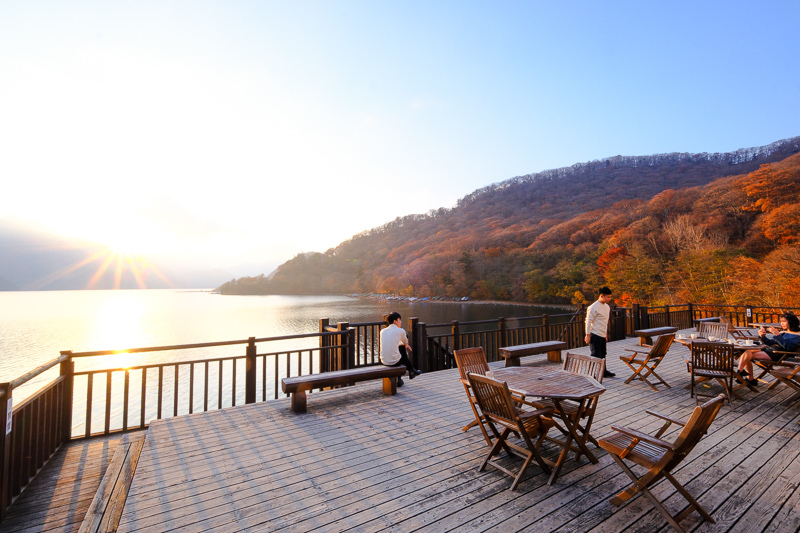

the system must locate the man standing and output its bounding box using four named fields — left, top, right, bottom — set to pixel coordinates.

left=380, top=312, right=422, bottom=387
left=584, top=287, right=615, bottom=378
